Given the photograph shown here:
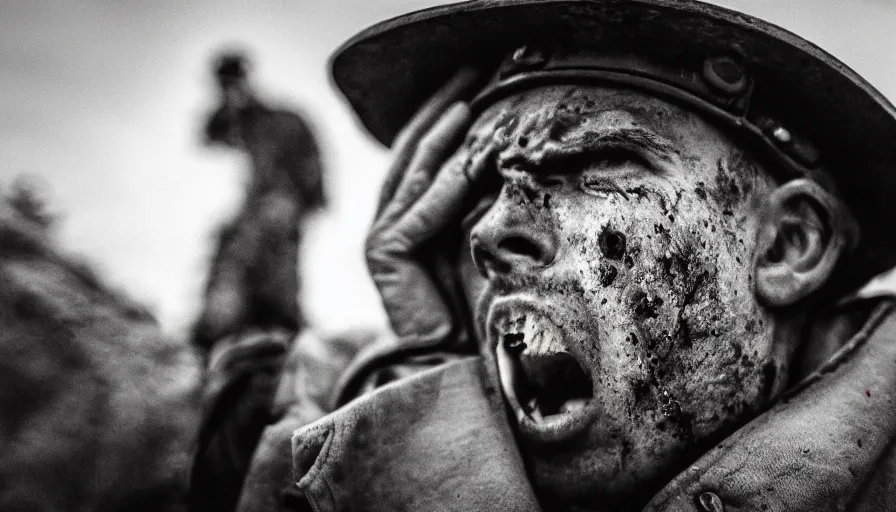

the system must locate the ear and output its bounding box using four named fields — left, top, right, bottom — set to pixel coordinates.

left=754, top=179, right=858, bottom=307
